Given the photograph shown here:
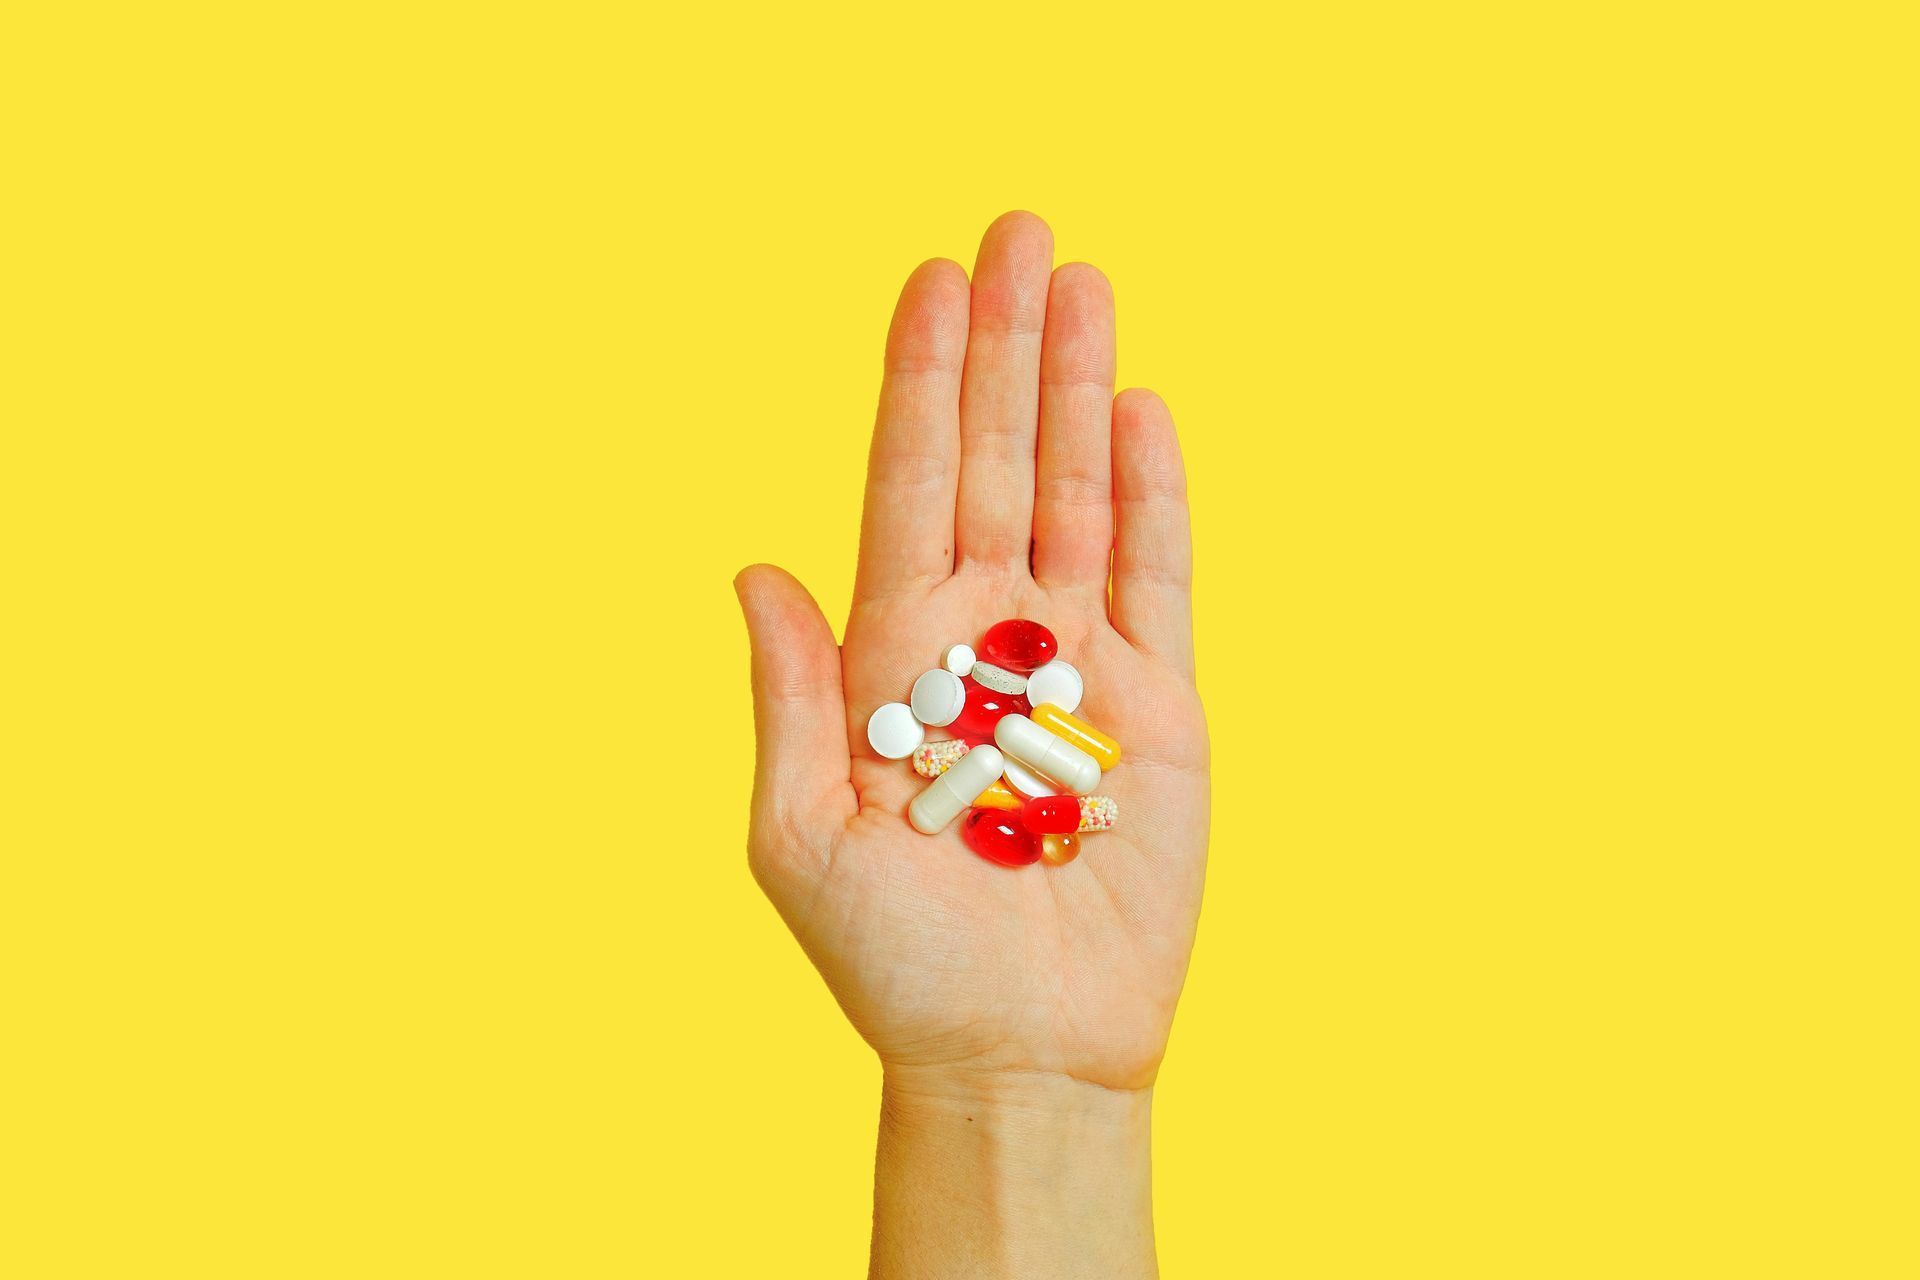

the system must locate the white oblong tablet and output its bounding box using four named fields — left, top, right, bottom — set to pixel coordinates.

left=909, top=669, right=966, bottom=727
left=1000, top=757, right=1058, bottom=798
left=1024, top=660, right=1083, bottom=715
left=867, top=702, right=925, bottom=759
left=994, top=713, right=1101, bottom=794
left=970, top=660, right=1028, bottom=695
left=942, top=643, right=976, bottom=677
